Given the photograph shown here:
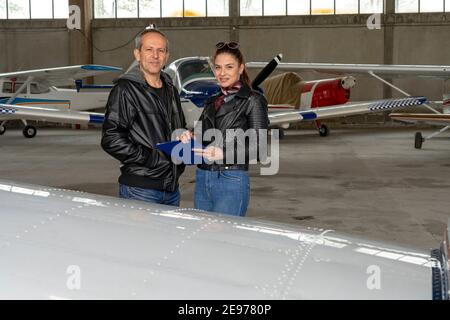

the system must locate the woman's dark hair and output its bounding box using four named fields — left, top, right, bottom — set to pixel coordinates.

left=212, top=42, right=251, bottom=87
